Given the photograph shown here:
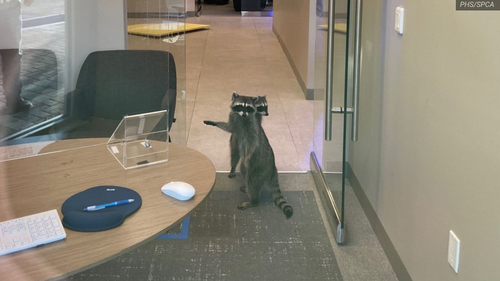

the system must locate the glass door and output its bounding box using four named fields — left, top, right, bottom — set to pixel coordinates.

left=311, top=0, right=358, bottom=244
